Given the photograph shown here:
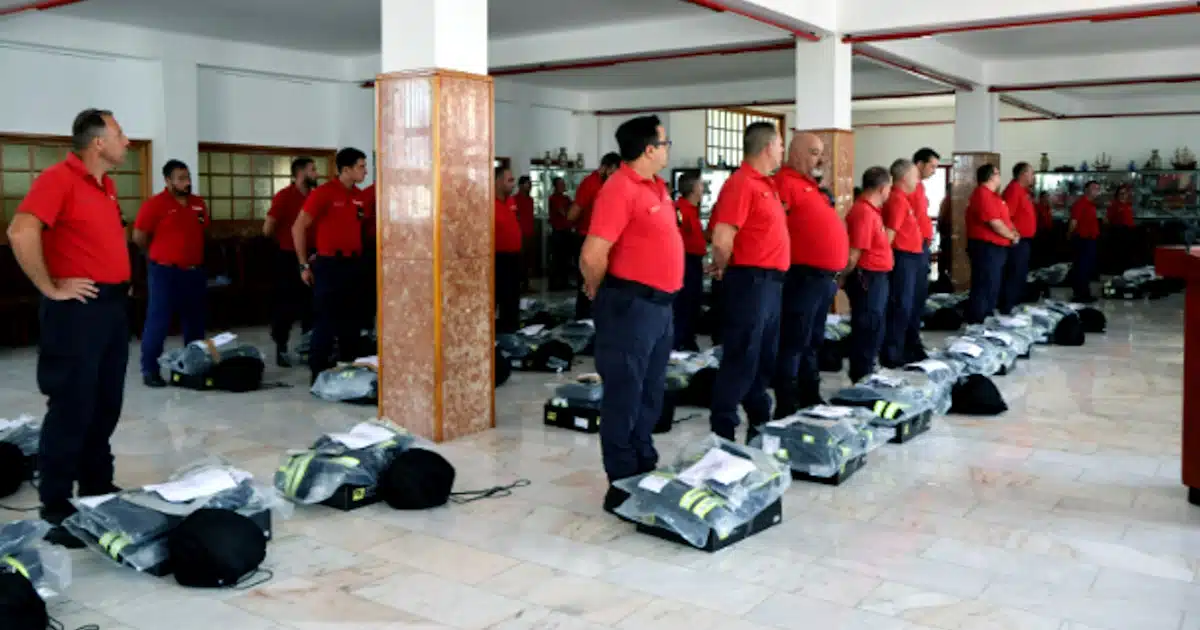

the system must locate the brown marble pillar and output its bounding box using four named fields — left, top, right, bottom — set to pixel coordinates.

left=809, top=129, right=855, bottom=215
left=949, top=152, right=1001, bottom=290
left=375, top=69, right=495, bottom=442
